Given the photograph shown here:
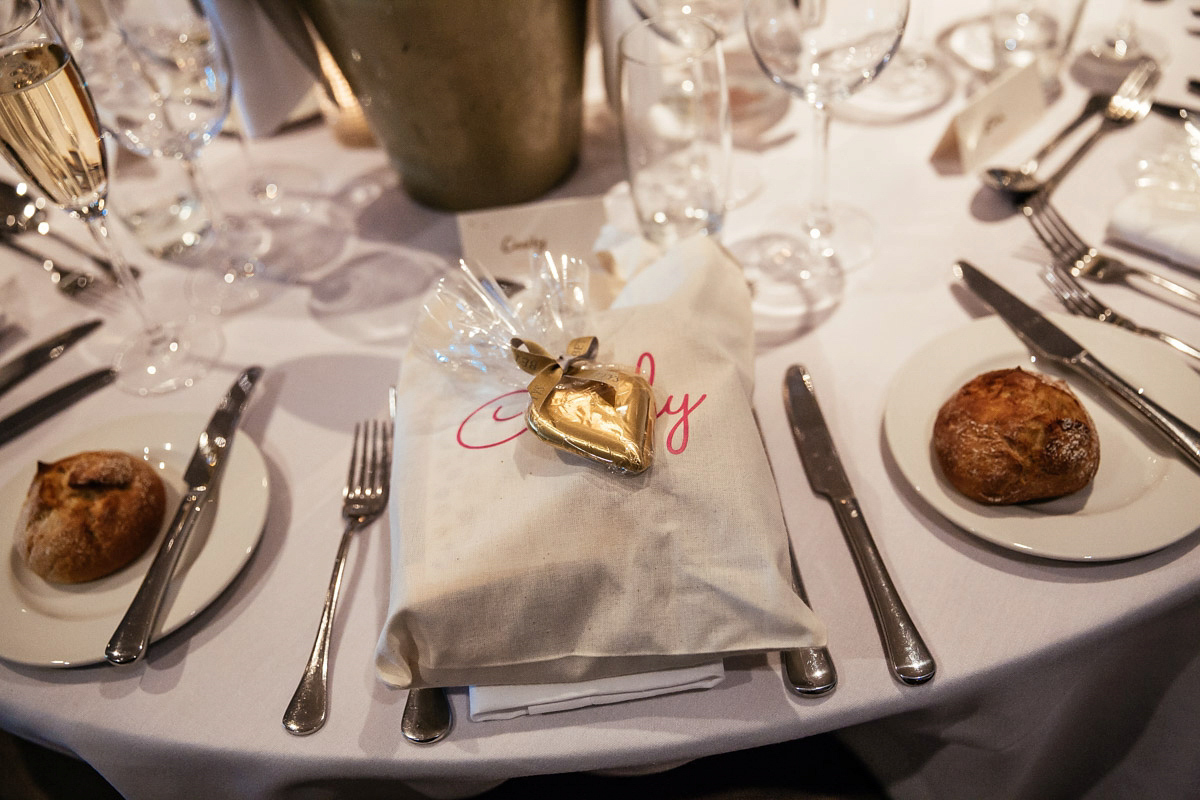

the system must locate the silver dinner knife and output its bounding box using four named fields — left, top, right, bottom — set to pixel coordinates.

left=956, top=261, right=1200, bottom=472
left=0, top=367, right=117, bottom=447
left=783, top=366, right=936, bottom=686
left=752, top=411, right=836, bottom=697
left=0, top=318, right=102, bottom=399
left=105, top=366, right=265, bottom=665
